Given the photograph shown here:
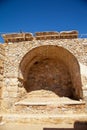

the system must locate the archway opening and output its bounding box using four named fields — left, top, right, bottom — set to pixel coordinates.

left=19, top=45, right=83, bottom=101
